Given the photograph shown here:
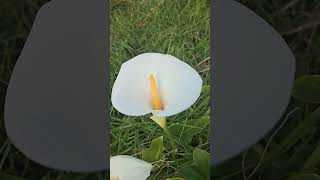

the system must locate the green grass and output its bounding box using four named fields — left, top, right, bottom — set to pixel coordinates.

left=110, top=0, right=210, bottom=179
